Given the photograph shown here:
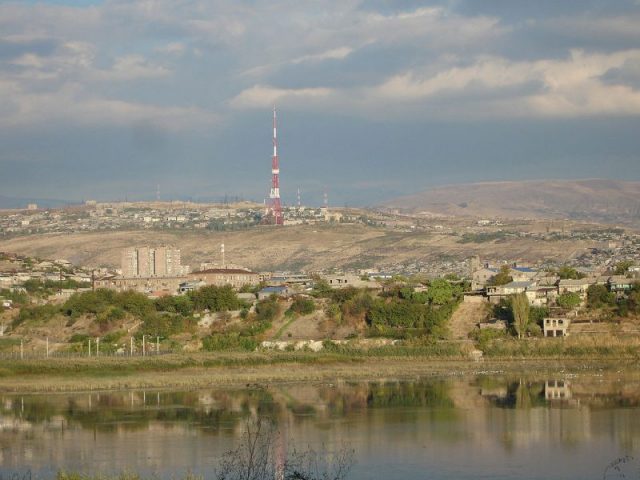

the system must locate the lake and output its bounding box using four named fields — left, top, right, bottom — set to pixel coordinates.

left=1, top=370, right=639, bottom=479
